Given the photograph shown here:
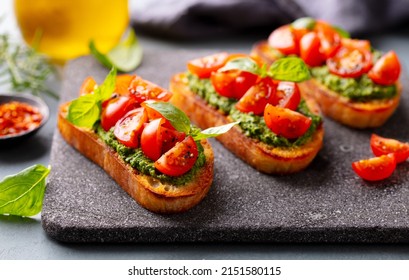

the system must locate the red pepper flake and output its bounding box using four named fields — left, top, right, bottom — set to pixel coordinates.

left=0, top=101, right=43, bottom=136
